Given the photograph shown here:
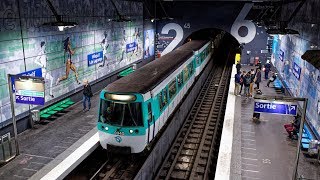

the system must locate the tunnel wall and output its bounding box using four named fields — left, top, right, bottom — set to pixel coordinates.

left=0, top=0, right=156, bottom=131
left=154, top=2, right=270, bottom=64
